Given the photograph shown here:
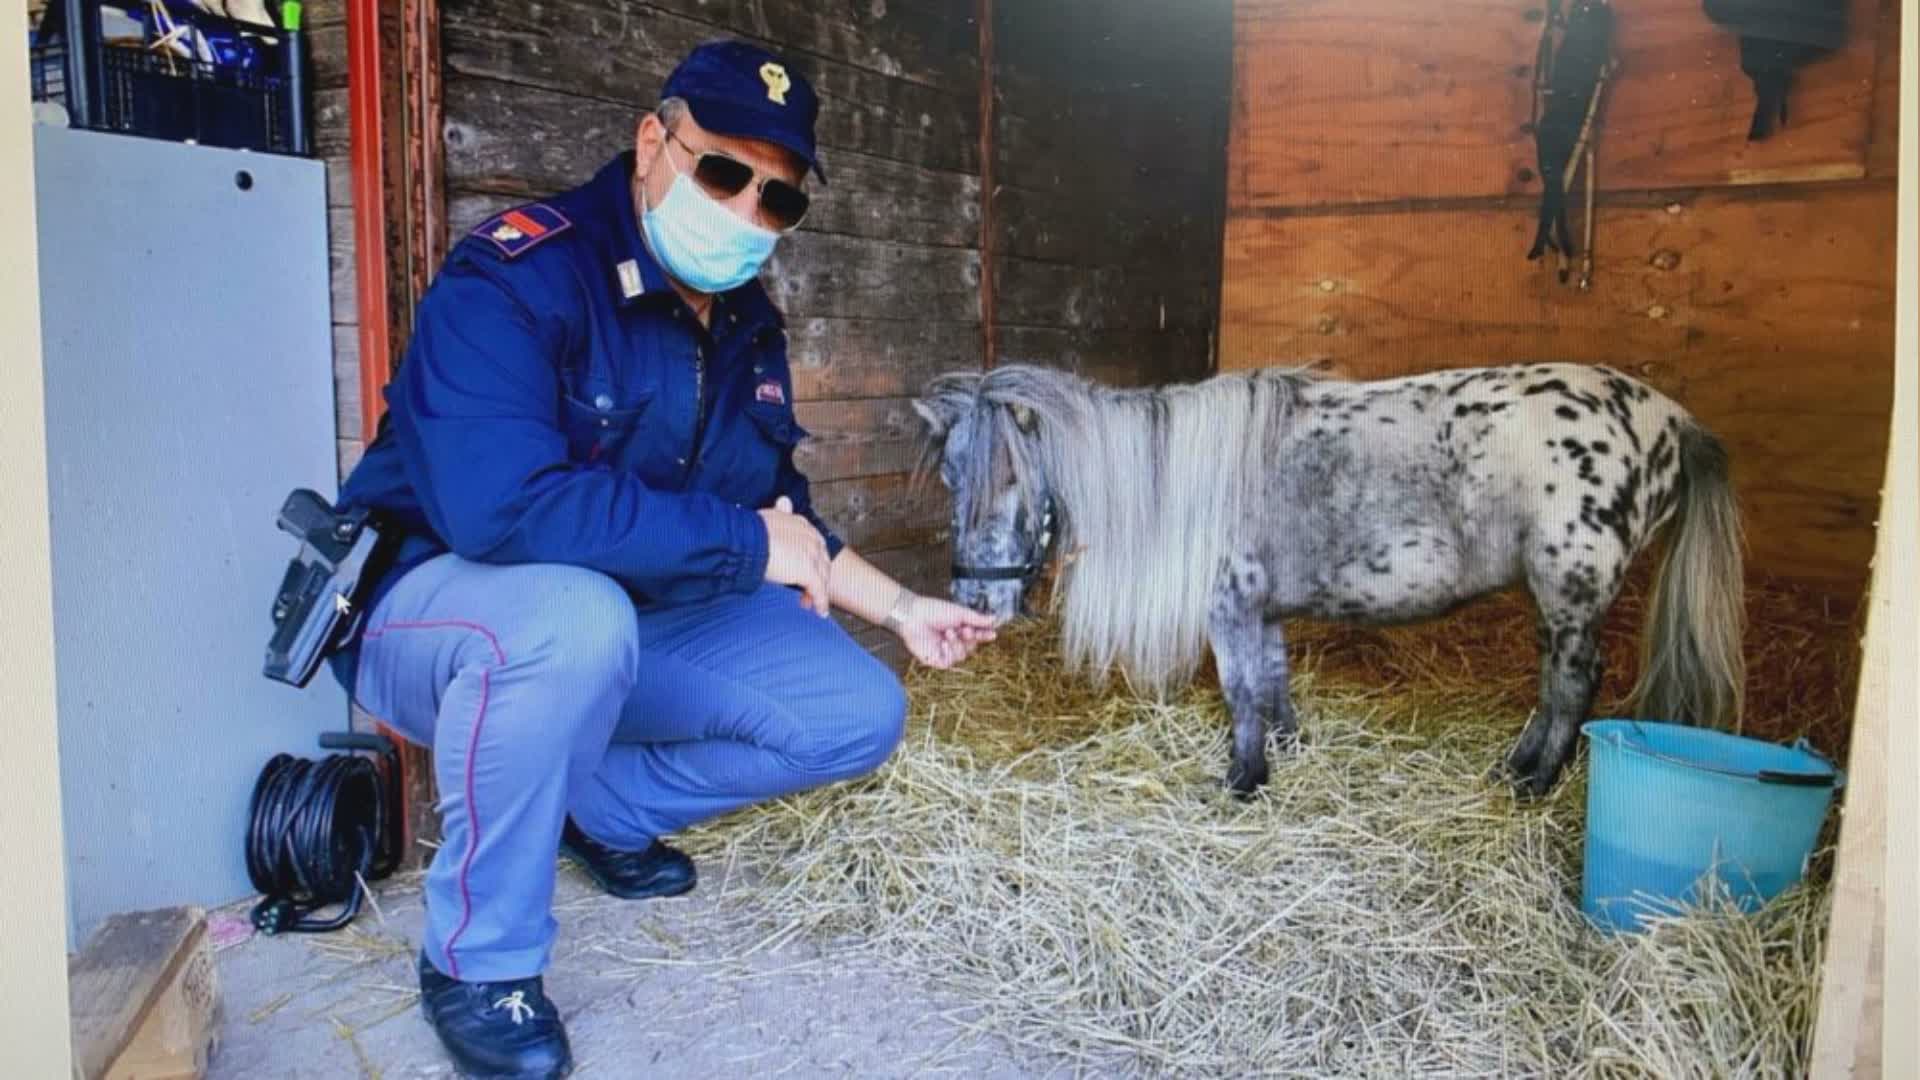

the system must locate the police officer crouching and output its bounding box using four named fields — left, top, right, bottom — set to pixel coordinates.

left=325, top=40, right=998, bottom=1079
